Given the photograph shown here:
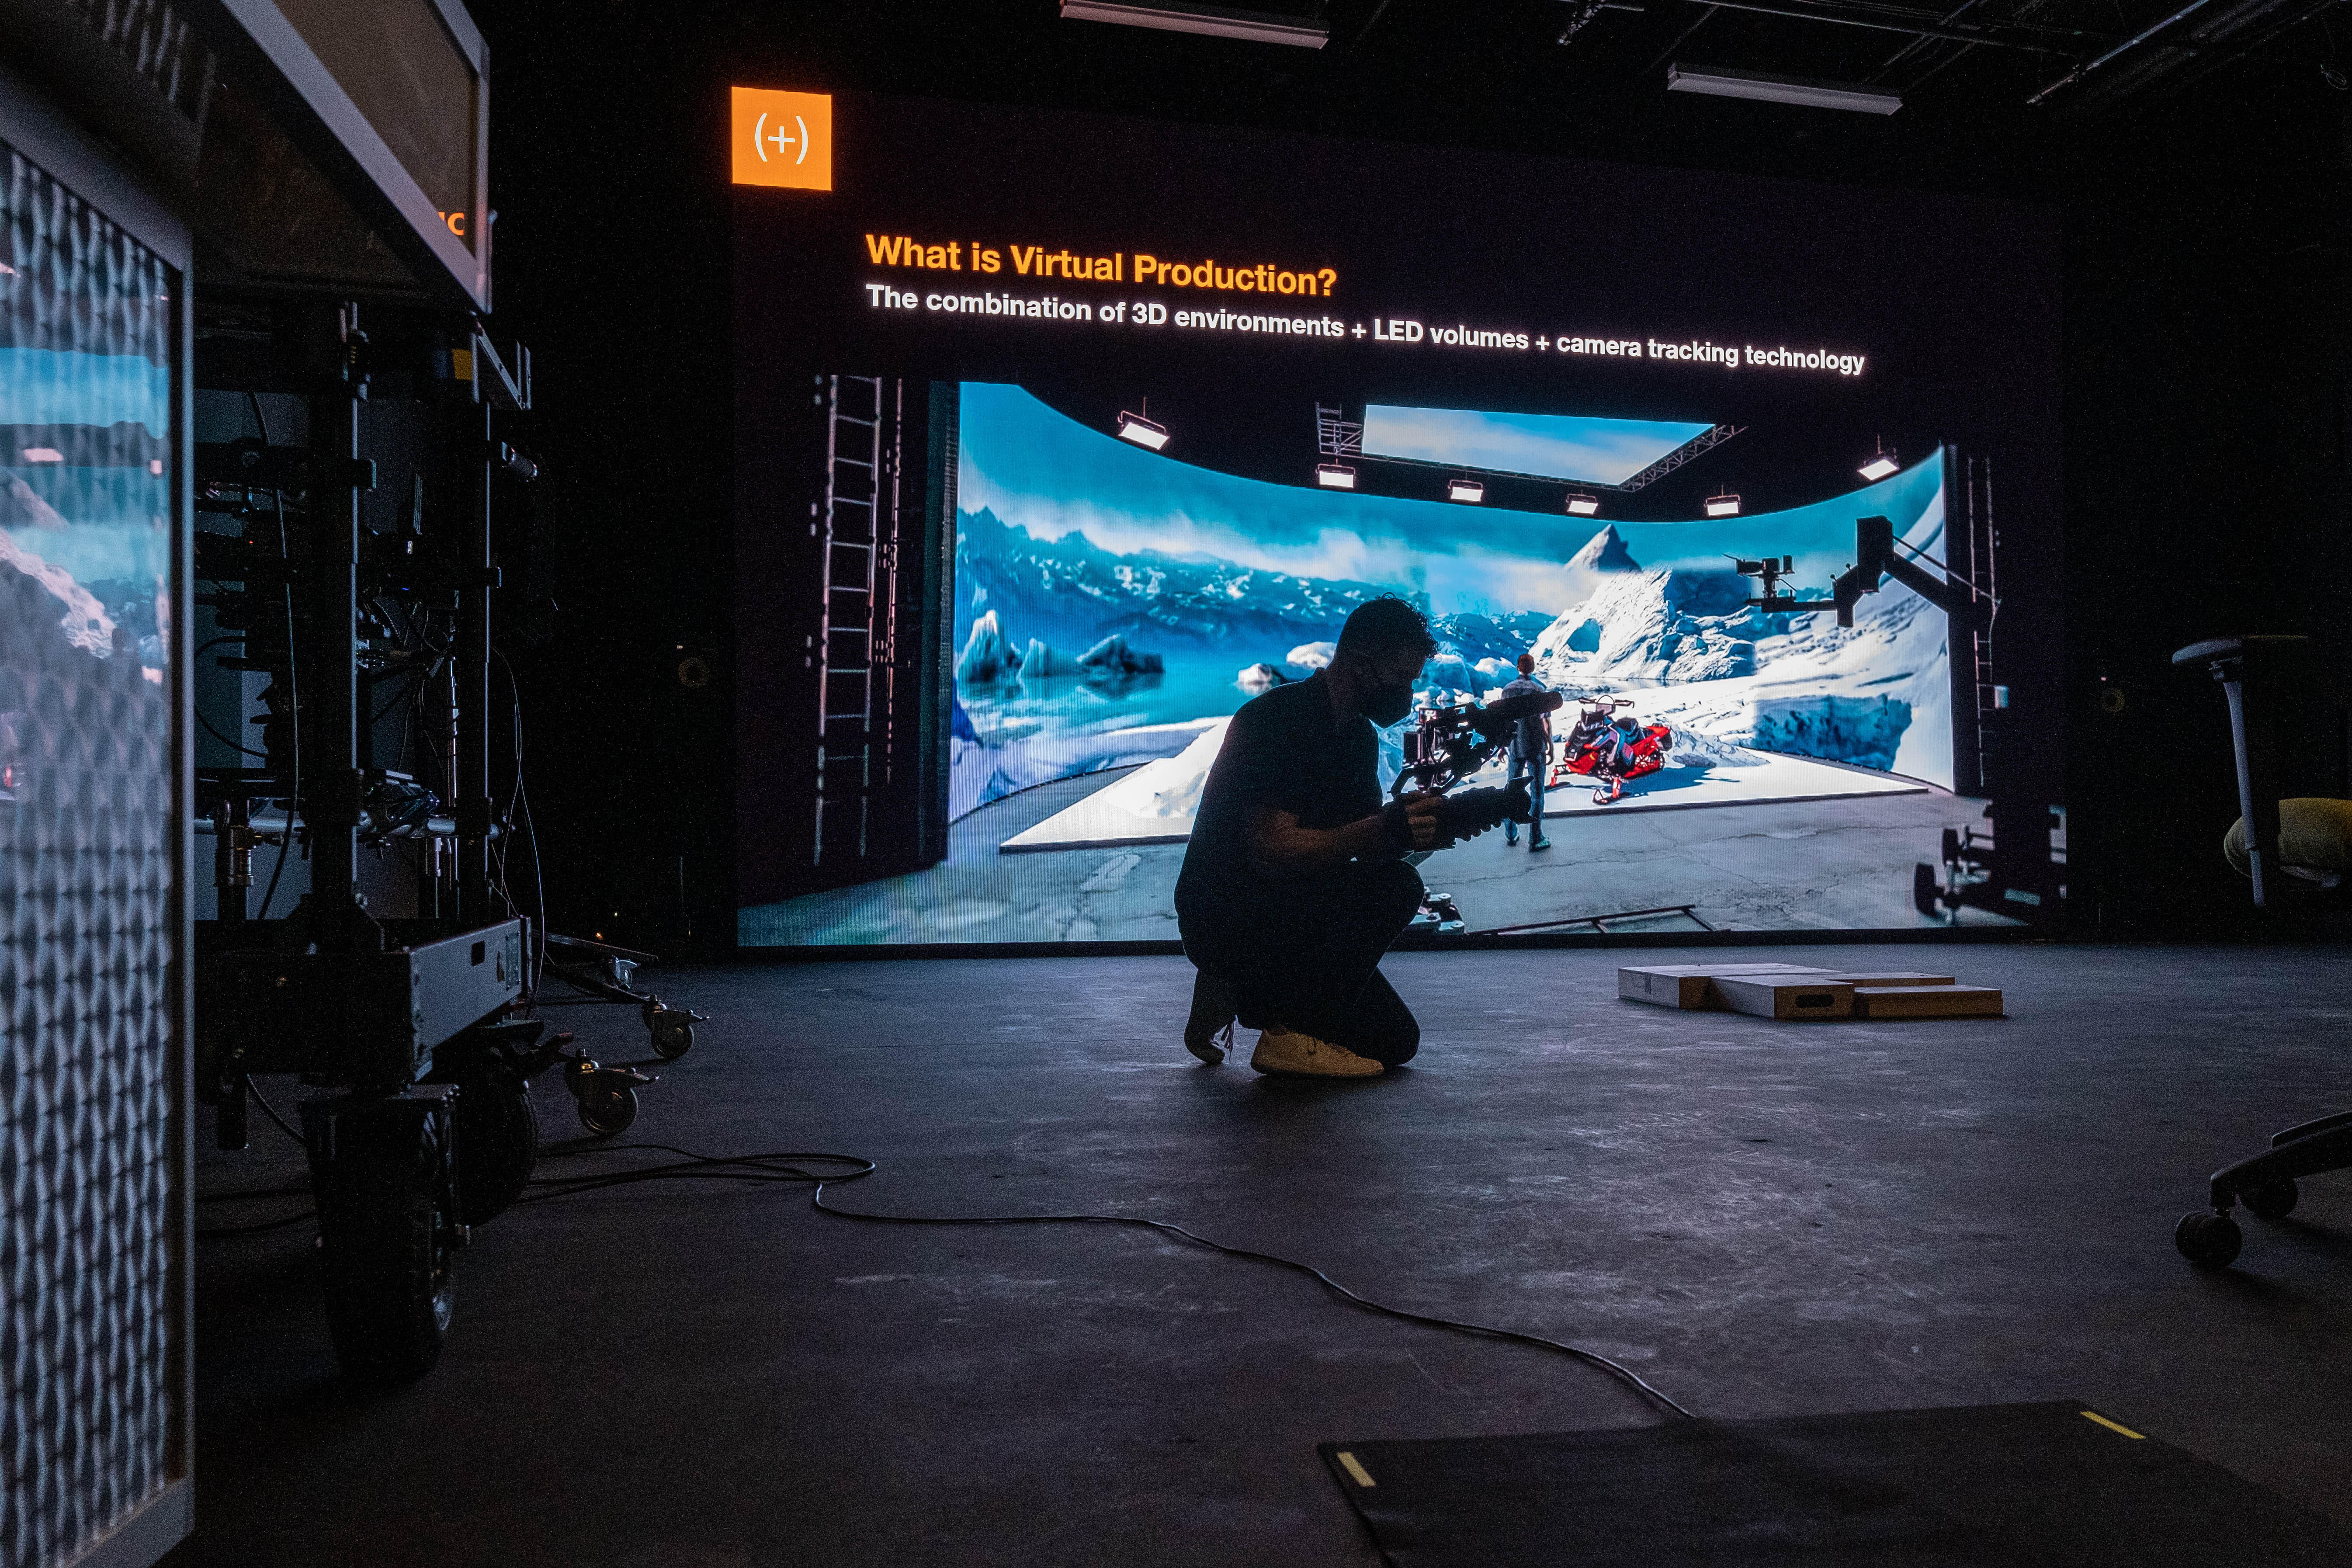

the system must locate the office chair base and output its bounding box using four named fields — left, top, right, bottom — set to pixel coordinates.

left=2175, top=1210, right=2242, bottom=1269
left=2179, top=1115, right=2352, bottom=1267
left=2240, top=1177, right=2298, bottom=1221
